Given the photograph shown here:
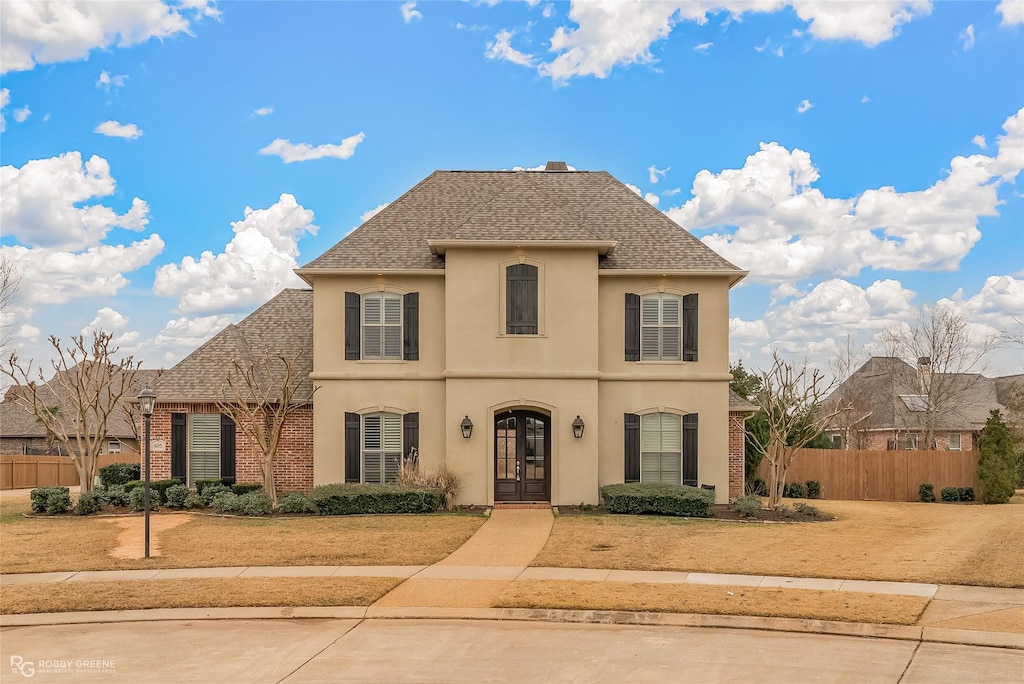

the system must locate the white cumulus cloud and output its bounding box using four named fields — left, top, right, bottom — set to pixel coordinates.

left=401, top=2, right=422, bottom=23
left=96, top=70, right=128, bottom=90
left=1, top=152, right=150, bottom=250
left=648, top=165, right=670, bottom=183
left=95, top=120, right=143, bottom=139
left=13, top=105, right=31, bottom=123
left=252, top=106, right=273, bottom=116
left=80, top=306, right=139, bottom=346
left=258, top=132, right=365, bottom=163
left=153, top=193, right=318, bottom=312
left=667, top=107, right=1024, bottom=284
left=1, top=0, right=218, bottom=74
left=797, top=99, right=813, bottom=113
left=485, top=29, right=535, bottom=66
left=0, top=88, right=9, bottom=131
left=972, top=134, right=987, bottom=149
left=959, top=24, right=975, bottom=51
left=360, top=202, right=390, bottom=223
left=149, top=313, right=235, bottom=364
left=997, top=1, right=1024, bottom=26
